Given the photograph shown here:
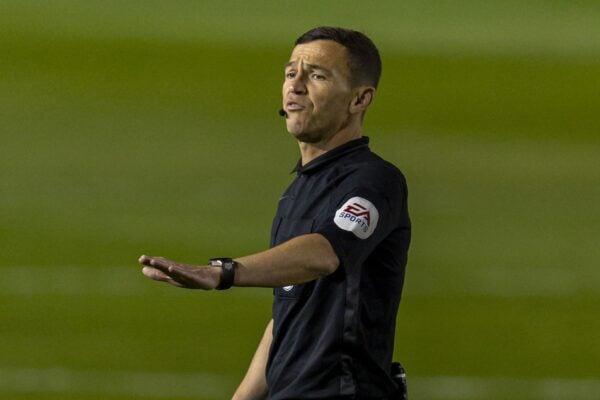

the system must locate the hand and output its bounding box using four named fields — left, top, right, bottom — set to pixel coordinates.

left=138, top=255, right=220, bottom=290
